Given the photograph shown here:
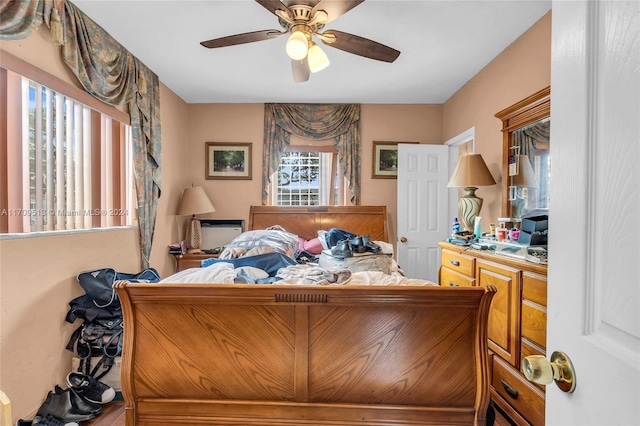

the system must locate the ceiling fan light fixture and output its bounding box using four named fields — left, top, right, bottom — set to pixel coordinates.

left=307, top=42, right=330, bottom=73
left=286, top=30, right=309, bottom=60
